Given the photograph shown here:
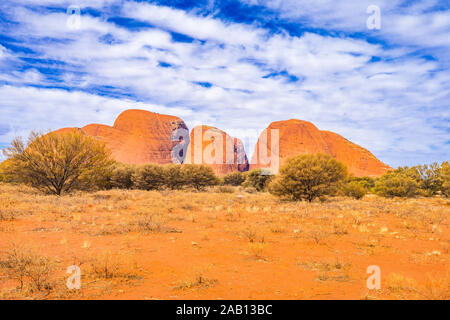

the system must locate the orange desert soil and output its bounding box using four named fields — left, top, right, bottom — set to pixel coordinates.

left=0, top=184, right=448, bottom=300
